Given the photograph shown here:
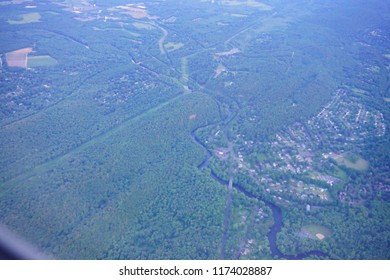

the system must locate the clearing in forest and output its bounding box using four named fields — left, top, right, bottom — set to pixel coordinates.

left=0, top=0, right=33, bottom=6
left=111, top=4, right=148, bottom=19
left=133, top=22, right=155, bottom=30
left=164, top=42, right=184, bottom=52
left=346, top=86, right=368, bottom=95
left=220, top=0, right=273, bottom=10
left=231, top=13, right=247, bottom=18
left=181, top=57, right=189, bottom=82
left=214, top=64, right=226, bottom=78
left=215, top=48, right=240, bottom=57
left=189, top=114, right=197, bottom=120
left=300, top=224, right=331, bottom=240
left=8, top=12, right=41, bottom=24
left=332, top=153, right=369, bottom=172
